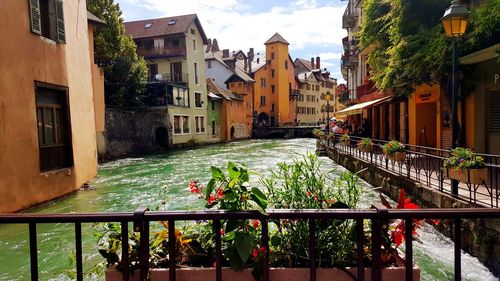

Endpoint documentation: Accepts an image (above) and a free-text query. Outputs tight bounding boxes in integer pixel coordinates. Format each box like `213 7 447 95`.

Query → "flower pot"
387 152 406 162
341 140 350 146
445 167 488 185
359 144 373 153
106 266 421 281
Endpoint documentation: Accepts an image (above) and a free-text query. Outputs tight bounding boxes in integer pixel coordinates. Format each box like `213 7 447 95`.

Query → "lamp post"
325 91 332 133
441 0 470 196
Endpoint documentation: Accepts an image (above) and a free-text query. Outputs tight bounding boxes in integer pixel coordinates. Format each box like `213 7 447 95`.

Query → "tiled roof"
87 11 105 25
124 14 208 43
207 79 241 101
250 52 267 73
264 32 289 45
296 58 313 72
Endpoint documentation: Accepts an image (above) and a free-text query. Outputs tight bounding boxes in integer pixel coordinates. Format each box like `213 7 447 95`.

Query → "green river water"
0 139 496 280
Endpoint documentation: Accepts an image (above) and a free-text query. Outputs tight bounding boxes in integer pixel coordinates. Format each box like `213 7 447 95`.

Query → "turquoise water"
0 139 496 280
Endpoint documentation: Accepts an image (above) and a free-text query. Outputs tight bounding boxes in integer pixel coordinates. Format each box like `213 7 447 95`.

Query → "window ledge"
40 167 72 177
39 36 58 45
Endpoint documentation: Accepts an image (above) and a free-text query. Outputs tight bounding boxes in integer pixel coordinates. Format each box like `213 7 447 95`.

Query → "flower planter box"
106 266 420 281
341 140 350 146
445 167 488 185
387 152 406 162
358 144 373 153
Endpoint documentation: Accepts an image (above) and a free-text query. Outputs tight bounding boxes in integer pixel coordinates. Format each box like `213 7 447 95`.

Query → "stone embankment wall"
317 142 500 277
99 107 171 161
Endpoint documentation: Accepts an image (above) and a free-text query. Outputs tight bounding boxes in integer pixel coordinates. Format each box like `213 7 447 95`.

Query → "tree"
87 0 148 106
359 0 499 96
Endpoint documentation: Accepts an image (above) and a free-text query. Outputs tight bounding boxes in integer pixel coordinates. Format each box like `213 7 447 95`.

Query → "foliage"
357 138 373 150
340 133 350 144
87 0 148 107
359 0 500 96
443 147 485 170
383 140 405 155
312 129 325 138
261 153 363 268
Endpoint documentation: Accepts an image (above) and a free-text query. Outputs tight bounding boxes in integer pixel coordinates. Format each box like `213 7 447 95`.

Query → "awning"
208 92 222 100
336 96 391 116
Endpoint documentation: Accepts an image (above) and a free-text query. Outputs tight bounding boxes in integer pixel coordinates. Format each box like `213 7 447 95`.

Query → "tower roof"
264 32 289 45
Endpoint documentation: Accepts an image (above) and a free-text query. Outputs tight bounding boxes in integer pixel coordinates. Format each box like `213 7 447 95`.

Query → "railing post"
405 218 413 281
75 222 83 281
370 204 388 281
134 207 150 281
168 219 176 281
261 219 270 281
121 221 130 281
29 222 38 281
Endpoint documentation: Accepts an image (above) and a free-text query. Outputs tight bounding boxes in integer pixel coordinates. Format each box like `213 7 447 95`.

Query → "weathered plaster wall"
317 142 500 276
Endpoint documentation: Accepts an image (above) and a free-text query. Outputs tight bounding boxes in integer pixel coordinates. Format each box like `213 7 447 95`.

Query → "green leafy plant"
312 129 325 138
443 147 485 170
357 138 373 150
261 152 363 268
340 134 350 144
383 140 405 155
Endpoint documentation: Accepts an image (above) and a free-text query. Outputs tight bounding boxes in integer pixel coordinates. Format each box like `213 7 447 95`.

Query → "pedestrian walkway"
322 140 499 208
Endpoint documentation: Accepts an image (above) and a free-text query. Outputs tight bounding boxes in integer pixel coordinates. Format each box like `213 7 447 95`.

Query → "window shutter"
55 0 65 43
29 0 42 35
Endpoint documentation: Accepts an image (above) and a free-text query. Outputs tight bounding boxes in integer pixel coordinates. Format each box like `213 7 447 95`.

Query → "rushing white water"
0 139 496 280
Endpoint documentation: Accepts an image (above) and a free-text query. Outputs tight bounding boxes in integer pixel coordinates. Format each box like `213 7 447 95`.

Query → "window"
168 19 177 25
191 28 196 35
35 83 72 172
316 85 320 91
148 64 158 81
144 23 152 29
211 100 215 111
271 85 275 94
271 70 275 78
173 86 189 107
271 52 275 60
260 78 266 88
174 115 190 134
212 120 216 136
260 96 266 106
195 92 202 108
285 60 288 69
271 103 275 112
194 62 199 84
30 0 65 43
207 61 212 69
195 116 205 133
193 39 197 51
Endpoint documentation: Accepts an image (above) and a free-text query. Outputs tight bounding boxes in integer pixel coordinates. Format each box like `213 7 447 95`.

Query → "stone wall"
317 142 500 277
100 107 171 161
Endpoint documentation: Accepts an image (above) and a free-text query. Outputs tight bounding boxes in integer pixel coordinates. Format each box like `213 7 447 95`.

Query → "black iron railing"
321 135 500 208
1 208 499 281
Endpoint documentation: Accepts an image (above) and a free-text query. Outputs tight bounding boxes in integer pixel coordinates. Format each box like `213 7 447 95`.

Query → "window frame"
173 114 190 135
194 91 203 108
195 115 206 134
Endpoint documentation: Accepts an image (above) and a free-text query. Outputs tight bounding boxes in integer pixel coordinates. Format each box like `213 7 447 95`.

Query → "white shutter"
55 0 65 43
29 0 42 35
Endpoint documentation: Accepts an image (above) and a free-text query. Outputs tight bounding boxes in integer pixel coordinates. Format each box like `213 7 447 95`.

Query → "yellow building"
253 33 299 126
125 14 209 146
0 0 105 212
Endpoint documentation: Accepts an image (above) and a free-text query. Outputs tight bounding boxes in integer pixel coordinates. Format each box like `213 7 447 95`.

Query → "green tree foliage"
87 0 148 106
359 0 500 96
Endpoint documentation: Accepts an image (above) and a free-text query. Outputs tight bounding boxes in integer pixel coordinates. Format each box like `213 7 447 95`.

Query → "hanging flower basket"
357 138 373 153
388 152 406 162
443 148 487 184
383 141 406 162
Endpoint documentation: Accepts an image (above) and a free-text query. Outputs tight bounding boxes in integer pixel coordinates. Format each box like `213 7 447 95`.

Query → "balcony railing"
137 46 187 59
321 135 500 208
289 89 300 97
356 80 376 99
150 72 189 84
1 208 498 281
342 1 358 29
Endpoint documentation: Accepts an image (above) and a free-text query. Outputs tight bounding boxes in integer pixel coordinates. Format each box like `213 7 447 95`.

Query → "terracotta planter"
106 266 420 281
358 144 373 153
387 152 406 162
445 167 488 185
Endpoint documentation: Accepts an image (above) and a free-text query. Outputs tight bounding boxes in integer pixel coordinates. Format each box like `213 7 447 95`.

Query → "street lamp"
325 91 332 133
442 0 470 196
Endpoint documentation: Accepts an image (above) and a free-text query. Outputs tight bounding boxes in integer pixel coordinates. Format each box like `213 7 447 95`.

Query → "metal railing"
1 207 498 281
137 46 187 59
321 134 500 208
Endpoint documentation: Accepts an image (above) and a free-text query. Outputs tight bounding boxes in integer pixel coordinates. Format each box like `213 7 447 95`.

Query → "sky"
115 0 348 83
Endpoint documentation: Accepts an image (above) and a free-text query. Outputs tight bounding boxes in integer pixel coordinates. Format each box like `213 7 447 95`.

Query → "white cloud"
133 0 347 53
315 52 342 60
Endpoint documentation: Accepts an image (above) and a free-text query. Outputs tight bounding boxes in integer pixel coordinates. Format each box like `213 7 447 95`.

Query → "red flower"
259 246 266 253
252 249 259 258
252 219 260 229
208 195 215 204
241 194 247 202
220 228 225 236
306 191 312 196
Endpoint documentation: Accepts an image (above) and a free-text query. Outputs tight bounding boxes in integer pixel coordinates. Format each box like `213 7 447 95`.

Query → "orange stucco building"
0 0 104 212
253 33 299 126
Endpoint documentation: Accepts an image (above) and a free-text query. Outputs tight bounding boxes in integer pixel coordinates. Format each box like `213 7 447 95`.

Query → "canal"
0 139 496 280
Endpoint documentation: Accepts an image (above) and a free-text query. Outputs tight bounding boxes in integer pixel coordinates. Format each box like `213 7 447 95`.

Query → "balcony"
150 72 189 84
342 1 358 29
289 89 300 97
356 80 376 99
137 46 187 59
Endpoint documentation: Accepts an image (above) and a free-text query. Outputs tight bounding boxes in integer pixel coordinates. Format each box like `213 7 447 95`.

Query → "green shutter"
55 0 65 43
29 0 41 35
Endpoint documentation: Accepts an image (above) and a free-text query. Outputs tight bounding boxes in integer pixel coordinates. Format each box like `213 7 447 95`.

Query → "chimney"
311 57 315 70
244 57 248 72
316 56 320 70
212 39 220 52
247 48 254 73
222 49 229 58
206 38 212 53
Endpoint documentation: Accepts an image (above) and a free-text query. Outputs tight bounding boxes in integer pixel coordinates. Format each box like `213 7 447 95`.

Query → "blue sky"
115 0 348 83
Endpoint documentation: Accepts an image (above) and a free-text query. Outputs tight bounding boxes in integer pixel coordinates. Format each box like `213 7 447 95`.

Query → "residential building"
206 79 249 141
124 14 209 146
252 33 299 127
206 79 223 143
0 0 105 212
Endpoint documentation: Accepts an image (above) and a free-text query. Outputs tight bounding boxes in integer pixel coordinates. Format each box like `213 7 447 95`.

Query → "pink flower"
252 249 259 258
220 228 225 236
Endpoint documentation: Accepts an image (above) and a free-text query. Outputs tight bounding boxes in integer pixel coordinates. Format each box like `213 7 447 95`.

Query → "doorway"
416 103 437 147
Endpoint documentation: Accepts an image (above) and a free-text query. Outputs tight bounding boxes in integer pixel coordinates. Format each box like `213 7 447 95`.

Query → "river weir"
0 139 496 280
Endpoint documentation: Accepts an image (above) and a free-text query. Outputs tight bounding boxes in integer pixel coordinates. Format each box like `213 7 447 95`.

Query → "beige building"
125 14 209 146
0 0 105 212
296 71 321 123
